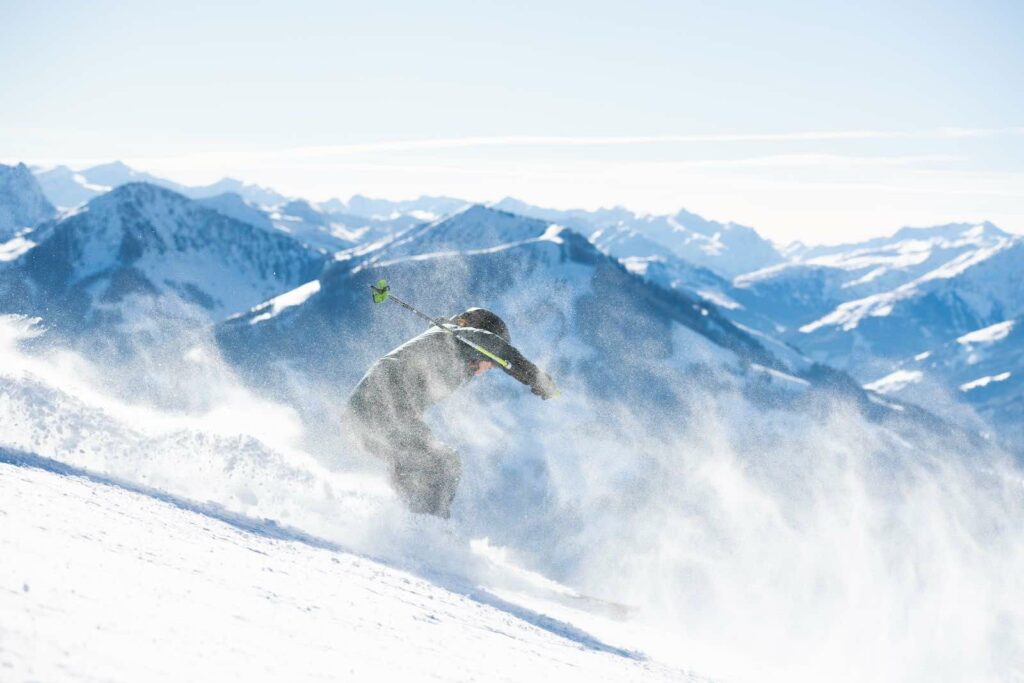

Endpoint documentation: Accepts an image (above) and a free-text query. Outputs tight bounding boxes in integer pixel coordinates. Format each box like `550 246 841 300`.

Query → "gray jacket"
347 324 547 432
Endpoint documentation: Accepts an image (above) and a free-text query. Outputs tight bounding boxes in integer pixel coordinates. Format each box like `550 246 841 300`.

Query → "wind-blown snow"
1 462 686 683
5 309 1021 682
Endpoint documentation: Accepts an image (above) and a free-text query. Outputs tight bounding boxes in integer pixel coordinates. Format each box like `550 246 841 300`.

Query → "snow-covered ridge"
496 198 785 277
370 204 555 261
31 162 468 234
0 183 327 326
34 161 292 210
799 235 1020 334
13 158 1024 450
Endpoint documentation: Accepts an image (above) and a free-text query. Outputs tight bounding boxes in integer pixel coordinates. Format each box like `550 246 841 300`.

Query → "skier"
346 307 558 518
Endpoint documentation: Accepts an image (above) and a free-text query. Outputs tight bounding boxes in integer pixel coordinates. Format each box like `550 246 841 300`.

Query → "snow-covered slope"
2 457 688 683
0 314 696 680
0 163 56 240
367 204 557 260
866 317 1024 447
795 235 1024 377
5 263 1022 683
0 183 326 330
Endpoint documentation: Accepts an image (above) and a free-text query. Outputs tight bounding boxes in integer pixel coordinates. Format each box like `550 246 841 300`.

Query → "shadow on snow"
0 446 642 661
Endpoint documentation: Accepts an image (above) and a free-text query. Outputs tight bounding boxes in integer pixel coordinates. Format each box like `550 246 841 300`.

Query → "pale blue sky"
2 0 1022 242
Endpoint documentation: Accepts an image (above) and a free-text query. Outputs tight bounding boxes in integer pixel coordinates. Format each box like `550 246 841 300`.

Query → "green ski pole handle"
369 279 513 370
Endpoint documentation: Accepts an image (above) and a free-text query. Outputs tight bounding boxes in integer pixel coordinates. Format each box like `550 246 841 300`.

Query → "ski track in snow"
0 450 697 683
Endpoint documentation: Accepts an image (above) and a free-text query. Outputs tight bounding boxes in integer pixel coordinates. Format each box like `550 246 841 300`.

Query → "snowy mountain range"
218 203 955 461
197 194 421 253
3 159 1023 681
733 222 1016 337
795 232 1022 369
219 203 786 388
32 161 465 223
751 226 1024 443
34 161 291 210
5 159 1023 452
0 182 326 332
493 197 786 277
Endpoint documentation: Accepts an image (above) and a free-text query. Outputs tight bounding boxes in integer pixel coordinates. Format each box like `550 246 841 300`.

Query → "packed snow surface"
0 460 688 683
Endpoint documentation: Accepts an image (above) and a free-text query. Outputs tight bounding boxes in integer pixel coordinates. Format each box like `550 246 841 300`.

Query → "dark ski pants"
348 413 461 518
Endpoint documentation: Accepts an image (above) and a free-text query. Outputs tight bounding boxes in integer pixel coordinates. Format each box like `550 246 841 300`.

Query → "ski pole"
369 279 512 370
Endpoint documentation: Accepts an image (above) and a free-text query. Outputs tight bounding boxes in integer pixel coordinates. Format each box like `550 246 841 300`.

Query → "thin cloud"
278 128 1016 158
632 153 963 169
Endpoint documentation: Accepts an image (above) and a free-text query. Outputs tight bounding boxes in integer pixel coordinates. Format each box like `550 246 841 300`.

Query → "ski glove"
530 371 559 400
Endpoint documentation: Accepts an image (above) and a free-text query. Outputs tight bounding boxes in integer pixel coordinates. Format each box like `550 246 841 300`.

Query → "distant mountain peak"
374 204 553 260
90 160 132 172
278 199 327 225
0 162 58 238
91 180 181 206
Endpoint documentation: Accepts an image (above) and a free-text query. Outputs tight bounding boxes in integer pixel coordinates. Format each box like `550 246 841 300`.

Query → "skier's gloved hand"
530 372 559 400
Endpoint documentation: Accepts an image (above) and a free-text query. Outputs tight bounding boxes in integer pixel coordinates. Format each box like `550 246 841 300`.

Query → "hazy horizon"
12 154 1023 248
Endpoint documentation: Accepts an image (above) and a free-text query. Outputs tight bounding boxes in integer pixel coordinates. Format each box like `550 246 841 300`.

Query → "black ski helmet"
454 307 510 343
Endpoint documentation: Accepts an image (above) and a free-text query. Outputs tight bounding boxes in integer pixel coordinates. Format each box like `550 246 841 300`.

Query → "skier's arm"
459 329 558 399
